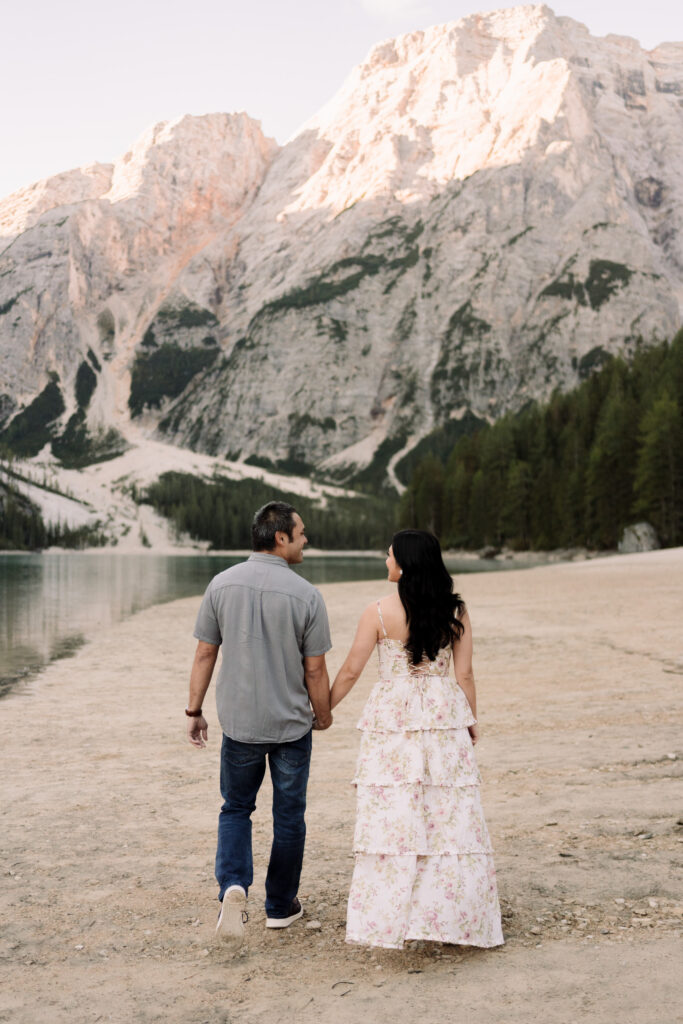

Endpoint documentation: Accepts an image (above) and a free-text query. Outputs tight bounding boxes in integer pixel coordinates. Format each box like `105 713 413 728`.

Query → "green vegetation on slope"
75 361 97 409
156 304 219 329
394 411 485 486
0 378 65 457
51 417 127 469
128 342 219 417
0 472 107 550
540 259 634 310
142 473 396 550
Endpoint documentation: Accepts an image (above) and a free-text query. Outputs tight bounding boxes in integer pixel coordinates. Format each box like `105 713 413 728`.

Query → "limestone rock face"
0 114 277 442
1 6 682 478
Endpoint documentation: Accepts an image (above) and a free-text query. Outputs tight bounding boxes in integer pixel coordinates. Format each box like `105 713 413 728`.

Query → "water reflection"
0 551 508 696
0 552 389 694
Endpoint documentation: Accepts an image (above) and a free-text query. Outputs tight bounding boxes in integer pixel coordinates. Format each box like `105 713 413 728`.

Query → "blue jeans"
216 729 312 917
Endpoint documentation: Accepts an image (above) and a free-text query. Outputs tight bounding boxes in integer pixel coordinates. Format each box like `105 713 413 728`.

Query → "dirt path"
1 550 682 1023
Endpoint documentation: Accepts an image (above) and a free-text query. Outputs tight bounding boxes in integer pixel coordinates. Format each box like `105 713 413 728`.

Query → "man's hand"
312 713 333 731
186 641 218 749
187 714 209 748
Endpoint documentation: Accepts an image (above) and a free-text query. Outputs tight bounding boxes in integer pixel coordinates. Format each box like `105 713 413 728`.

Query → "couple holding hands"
186 501 503 952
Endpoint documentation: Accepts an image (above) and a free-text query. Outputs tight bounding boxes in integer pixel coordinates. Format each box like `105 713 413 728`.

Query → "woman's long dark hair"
392 529 465 665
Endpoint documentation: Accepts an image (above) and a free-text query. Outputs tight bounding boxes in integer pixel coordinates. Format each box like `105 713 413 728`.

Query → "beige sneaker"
215 886 248 949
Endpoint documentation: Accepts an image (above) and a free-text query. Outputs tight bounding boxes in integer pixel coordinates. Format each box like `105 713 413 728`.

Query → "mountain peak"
1 5 682 487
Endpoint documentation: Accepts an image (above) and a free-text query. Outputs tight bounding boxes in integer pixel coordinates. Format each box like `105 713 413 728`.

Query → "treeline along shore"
1 333 682 552
397 333 683 551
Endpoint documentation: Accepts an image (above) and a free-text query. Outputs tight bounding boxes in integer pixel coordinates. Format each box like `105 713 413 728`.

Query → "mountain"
1 4 682 489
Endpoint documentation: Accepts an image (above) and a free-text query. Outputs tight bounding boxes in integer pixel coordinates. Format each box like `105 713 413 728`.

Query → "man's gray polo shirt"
193 553 332 743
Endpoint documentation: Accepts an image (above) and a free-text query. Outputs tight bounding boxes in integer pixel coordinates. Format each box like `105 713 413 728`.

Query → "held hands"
312 713 333 731
187 714 208 748
468 723 480 746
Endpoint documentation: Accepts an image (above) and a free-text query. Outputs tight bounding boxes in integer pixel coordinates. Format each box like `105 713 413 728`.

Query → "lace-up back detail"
356 603 473 733
376 600 451 675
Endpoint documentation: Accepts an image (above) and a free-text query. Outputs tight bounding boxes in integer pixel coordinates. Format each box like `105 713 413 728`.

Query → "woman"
330 529 504 950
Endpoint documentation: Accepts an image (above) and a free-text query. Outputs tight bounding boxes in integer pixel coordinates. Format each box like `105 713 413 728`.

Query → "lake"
0 551 510 696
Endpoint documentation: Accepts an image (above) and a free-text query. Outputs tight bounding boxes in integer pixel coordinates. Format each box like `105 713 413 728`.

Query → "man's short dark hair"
252 501 298 551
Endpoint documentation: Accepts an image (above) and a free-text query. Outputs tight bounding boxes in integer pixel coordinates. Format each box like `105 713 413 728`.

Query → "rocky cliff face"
0 114 277 462
1 5 682 481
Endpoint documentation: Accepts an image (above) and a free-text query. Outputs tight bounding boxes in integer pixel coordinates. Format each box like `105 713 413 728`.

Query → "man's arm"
186 640 219 747
303 654 333 730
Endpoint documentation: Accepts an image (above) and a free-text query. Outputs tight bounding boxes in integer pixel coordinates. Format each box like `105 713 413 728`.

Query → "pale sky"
1 0 680 200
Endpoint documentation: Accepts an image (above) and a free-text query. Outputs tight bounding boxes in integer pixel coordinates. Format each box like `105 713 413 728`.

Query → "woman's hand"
468 723 480 746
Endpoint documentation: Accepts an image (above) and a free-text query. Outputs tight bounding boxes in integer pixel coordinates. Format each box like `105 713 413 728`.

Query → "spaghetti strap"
376 601 388 638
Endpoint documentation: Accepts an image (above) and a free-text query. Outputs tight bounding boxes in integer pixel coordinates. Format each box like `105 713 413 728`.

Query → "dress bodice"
376 637 452 679
356 634 475 734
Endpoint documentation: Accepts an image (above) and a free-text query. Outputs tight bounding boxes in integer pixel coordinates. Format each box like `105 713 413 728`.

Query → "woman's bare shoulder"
376 593 404 616
359 599 387 625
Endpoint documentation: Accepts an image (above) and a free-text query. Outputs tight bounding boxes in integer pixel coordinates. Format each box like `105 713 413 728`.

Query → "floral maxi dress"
346 604 504 949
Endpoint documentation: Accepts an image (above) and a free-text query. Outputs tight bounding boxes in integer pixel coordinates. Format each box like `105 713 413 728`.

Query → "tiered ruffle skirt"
346 669 504 949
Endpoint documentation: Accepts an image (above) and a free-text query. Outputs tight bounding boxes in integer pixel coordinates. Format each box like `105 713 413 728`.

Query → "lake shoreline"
1 544 666 698
2 548 682 1022
0 541 641 565
0 552 393 698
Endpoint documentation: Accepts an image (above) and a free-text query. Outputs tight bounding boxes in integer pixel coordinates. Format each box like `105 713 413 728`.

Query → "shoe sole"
215 891 246 949
265 906 304 929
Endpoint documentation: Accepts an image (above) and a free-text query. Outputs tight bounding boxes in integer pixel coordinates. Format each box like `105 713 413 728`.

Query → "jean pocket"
223 738 264 768
226 749 262 768
279 748 309 770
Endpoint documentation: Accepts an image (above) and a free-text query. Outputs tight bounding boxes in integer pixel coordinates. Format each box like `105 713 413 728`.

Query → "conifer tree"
584 375 639 547
443 459 472 546
501 460 532 548
409 455 445 537
467 470 489 547
633 394 683 545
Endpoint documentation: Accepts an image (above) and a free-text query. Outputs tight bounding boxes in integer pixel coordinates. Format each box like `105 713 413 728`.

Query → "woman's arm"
452 609 479 743
330 604 379 709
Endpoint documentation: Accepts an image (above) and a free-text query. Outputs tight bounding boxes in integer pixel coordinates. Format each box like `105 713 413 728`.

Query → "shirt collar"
249 552 291 568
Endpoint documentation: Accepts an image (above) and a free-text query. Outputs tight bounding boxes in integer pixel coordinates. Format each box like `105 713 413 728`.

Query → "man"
185 501 333 950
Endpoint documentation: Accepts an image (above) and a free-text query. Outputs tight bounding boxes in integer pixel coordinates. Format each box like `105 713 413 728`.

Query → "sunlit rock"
1 6 682 482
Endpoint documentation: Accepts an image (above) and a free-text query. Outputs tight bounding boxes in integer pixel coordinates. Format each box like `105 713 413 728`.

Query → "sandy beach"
1 548 682 1024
